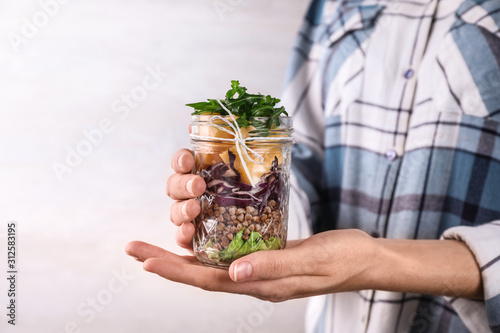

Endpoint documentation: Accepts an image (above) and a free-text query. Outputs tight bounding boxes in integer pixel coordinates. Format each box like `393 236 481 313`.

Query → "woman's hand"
126 228 483 301
126 150 483 302
165 149 205 253
125 229 377 302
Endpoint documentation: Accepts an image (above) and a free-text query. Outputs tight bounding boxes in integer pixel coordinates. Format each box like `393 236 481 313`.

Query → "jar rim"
191 114 293 131
190 113 294 143
191 114 293 120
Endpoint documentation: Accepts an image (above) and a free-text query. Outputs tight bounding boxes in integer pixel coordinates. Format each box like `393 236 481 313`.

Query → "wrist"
364 238 409 292
333 230 384 292
350 236 399 292
366 237 483 298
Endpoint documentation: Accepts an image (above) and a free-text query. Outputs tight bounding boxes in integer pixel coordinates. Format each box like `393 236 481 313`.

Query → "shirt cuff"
441 222 500 332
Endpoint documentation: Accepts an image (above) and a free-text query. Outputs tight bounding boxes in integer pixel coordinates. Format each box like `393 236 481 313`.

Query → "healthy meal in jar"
188 80 294 268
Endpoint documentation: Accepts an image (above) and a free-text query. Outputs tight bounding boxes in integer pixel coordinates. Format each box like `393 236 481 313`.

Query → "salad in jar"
188 81 293 268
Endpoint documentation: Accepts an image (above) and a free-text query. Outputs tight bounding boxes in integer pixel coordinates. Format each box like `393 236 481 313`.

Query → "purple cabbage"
198 150 284 211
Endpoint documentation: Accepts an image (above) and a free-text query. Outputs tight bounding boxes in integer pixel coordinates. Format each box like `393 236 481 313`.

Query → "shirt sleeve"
438 2 500 330
441 222 500 332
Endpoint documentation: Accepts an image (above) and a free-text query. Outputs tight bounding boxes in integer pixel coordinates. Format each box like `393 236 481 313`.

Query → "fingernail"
181 202 188 218
234 262 253 282
186 178 195 196
126 251 143 262
177 154 184 169
179 223 186 237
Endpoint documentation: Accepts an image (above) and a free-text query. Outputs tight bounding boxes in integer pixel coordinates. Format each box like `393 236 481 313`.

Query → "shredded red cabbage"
199 150 283 213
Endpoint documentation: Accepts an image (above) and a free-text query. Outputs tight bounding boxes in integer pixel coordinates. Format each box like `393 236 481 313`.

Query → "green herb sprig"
186 80 288 135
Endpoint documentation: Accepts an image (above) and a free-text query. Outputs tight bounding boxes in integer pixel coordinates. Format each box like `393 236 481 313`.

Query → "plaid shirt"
284 0 500 332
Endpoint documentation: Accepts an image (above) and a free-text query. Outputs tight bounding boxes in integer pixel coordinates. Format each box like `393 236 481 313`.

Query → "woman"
127 0 500 331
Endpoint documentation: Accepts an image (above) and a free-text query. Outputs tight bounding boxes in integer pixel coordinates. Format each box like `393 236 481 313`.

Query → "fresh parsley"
186 80 288 135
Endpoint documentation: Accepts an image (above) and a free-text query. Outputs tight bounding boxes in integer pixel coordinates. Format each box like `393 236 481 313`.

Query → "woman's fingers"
142 255 264 296
125 241 173 262
142 254 325 302
167 149 206 200
143 257 232 290
170 199 200 226
167 149 205 200
171 149 195 173
175 222 195 252
126 240 333 302
228 246 314 283
166 173 206 200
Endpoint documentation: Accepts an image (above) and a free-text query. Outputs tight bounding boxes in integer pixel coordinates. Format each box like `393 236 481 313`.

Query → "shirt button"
404 69 414 79
385 150 397 161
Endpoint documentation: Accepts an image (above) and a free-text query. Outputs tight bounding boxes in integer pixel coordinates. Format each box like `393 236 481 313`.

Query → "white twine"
190 100 293 187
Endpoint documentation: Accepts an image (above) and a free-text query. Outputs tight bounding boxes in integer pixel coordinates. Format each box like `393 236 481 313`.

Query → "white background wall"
0 0 311 332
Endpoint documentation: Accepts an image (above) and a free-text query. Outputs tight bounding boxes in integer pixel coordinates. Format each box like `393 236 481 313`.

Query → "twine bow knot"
190 100 293 187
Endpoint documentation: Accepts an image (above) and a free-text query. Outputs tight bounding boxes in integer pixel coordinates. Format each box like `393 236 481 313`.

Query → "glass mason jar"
190 115 294 268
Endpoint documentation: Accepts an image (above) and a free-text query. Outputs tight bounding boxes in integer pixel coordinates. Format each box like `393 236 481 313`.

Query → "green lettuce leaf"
219 229 245 260
214 228 282 262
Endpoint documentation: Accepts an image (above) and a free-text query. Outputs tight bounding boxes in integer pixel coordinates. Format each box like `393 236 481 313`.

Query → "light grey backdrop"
0 0 311 332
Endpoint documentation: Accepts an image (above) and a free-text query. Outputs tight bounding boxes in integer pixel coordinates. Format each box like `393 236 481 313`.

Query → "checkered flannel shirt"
284 0 500 332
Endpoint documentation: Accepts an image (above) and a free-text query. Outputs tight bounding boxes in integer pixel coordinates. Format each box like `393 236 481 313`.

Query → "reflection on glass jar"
190 115 293 269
